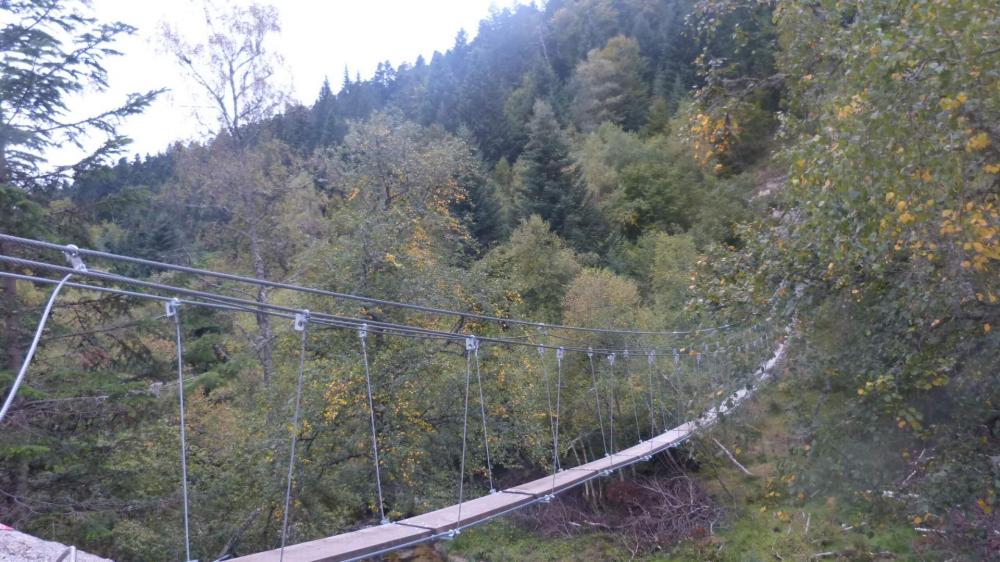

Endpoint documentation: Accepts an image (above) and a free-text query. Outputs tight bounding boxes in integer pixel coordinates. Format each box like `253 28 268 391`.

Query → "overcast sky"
54 0 522 166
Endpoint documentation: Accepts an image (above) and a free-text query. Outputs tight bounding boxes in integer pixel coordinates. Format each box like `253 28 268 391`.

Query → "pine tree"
1 0 160 372
519 100 606 250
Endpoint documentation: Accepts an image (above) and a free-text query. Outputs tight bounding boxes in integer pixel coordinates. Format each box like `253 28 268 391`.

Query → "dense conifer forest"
1 1 998 560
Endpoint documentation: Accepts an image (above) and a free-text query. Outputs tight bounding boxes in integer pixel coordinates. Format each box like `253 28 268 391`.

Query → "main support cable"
0 234 744 337
0 273 72 424
166 299 193 562
358 324 388 525
280 311 311 562
0 246 85 423
0 260 754 358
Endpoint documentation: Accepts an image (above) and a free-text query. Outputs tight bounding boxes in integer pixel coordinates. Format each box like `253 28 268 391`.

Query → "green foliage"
571 35 650 132
692 0 1000 547
519 100 608 251
0 0 160 187
480 215 581 323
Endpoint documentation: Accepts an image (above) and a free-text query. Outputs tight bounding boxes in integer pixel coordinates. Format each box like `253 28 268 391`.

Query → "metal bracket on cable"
540 493 554 504
587 346 593 359
607 353 615 366
358 322 368 340
165 298 180 317
598 469 612 478
556 347 565 361
647 350 655 366
537 345 545 357
294 310 310 332
465 335 478 352
442 529 460 541
63 244 87 272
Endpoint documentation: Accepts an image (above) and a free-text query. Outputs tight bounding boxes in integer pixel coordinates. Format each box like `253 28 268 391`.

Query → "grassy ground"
444 385 926 561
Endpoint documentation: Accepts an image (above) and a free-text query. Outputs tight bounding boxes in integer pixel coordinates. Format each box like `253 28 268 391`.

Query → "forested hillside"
1 0 998 560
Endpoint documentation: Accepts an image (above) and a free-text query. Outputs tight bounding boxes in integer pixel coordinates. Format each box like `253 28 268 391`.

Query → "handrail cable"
0 265 770 357
0 234 744 337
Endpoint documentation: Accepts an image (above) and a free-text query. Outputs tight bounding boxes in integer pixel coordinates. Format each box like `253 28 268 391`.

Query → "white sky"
54 0 523 166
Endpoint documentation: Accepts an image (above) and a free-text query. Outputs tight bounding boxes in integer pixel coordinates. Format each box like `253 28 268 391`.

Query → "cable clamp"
556 347 565 361
465 335 478 351
63 244 87 272
358 322 368 340
165 298 180 317
537 345 545 357
294 310 310 332
607 353 615 366
442 529 460 541
647 351 655 365
622 350 629 360
540 494 554 504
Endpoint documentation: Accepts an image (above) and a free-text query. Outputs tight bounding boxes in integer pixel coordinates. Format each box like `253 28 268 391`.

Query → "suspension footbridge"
0 233 781 562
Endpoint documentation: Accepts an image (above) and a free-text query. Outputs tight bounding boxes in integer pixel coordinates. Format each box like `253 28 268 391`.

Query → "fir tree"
519 100 606 251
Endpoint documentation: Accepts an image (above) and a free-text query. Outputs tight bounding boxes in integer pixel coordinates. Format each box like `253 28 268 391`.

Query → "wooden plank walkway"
232 344 784 562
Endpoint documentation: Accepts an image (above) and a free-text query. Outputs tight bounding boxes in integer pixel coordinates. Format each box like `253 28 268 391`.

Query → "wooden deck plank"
505 466 596 497
230 342 785 562
230 523 431 562
396 491 534 534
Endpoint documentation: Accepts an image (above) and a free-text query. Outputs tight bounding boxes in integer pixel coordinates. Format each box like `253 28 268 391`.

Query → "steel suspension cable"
280 312 311 561
551 347 564 494
471 339 495 493
646 353 666 435
538 346 559 474
646 351 658 452
454 338 475 535
166 299 193 562
0 258 753 358
0 273 73 424
587 349 608 458
606 353 617 461
623 353 642 443
0 234 744 337
358 324 388 524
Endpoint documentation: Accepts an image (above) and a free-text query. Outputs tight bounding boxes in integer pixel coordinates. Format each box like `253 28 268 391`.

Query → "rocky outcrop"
0 527 112 562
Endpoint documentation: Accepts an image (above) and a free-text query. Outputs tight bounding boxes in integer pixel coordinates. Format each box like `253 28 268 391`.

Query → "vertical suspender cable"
167 299 192 562
606 353 616 460
646 351 657 438
623 352 642 443
358 324 388 524
471 340 495 493
538 346 558 474
587 349 608 457
454 337 475 534
0 273 72 423
551 347 564 494
280 311 310 561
